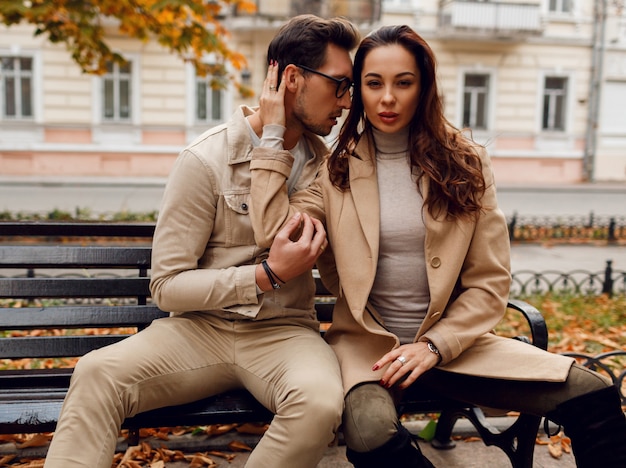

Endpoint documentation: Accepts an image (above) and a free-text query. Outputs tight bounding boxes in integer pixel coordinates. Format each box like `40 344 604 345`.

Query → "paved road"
495 183 626 217
2 176 625 218
1 176 166 216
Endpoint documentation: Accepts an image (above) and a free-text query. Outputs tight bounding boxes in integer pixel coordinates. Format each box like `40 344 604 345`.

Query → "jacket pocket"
222 190 254 246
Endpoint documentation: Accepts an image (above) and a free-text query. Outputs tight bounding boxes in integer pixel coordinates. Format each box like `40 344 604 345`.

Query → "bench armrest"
506 299 548 351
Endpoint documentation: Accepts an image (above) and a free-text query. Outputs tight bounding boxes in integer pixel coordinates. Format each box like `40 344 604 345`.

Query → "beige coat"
250 134 574 393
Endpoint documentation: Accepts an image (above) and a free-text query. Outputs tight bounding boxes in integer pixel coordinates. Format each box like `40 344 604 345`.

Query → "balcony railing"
440 0 543 36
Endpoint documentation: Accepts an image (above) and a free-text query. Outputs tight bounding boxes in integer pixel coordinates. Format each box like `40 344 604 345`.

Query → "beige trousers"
44 312 343 468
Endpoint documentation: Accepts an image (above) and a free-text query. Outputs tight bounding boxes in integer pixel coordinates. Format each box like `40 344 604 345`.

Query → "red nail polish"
379 379 385 386
372 364 379 371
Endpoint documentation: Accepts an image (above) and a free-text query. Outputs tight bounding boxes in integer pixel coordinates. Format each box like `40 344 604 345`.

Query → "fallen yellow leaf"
548 442 563 459
228 439 253 452
0 454 16 465
205 423 238 436
16 433 51 449
237 422 269 435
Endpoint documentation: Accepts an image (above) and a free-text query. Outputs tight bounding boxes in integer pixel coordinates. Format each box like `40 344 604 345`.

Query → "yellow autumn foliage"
0 0 254 94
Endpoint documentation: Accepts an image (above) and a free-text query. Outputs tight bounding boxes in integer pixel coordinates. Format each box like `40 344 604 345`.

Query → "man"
44 15 359 468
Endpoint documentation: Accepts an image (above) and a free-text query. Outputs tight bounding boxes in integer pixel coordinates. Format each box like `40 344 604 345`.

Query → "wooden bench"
0 221 553 468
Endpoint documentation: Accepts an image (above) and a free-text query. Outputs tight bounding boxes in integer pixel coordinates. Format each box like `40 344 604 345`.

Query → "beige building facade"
1 0 625 183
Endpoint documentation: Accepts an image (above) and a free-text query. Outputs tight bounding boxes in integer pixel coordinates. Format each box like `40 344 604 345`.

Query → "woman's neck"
371 126 409 158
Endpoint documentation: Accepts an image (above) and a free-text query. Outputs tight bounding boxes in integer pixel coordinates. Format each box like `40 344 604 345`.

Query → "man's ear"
282 64 300 93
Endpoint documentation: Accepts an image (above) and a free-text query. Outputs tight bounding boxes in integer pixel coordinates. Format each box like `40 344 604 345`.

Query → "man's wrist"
261 259 283 289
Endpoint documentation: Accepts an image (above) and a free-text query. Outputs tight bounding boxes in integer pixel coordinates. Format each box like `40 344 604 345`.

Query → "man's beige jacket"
150 106 328 323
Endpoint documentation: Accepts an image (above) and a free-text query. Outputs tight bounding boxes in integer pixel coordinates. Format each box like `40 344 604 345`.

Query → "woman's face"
360 44 420 133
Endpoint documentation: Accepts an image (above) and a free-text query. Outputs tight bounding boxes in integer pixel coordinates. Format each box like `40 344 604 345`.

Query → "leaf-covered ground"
498 294 626 356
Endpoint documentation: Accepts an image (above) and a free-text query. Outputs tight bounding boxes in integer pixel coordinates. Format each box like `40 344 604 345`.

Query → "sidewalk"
150 418 577 467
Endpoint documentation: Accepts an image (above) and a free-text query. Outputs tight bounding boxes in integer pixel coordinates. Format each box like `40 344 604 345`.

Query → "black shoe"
546 385 626 468
346 424 436 468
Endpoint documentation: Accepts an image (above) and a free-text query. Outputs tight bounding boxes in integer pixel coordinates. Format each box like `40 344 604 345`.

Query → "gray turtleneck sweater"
369 127 430 344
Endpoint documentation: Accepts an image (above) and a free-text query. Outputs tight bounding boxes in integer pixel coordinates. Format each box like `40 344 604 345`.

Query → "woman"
250 25 626 467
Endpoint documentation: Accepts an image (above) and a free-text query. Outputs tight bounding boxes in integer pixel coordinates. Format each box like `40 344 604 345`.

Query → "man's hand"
256 212 328 291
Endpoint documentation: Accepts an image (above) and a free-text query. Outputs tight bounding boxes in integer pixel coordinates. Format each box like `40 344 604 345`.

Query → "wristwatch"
426 341 441 363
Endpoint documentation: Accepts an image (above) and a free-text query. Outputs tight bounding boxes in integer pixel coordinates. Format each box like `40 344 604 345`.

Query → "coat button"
430 257 441 268
241 203 248 211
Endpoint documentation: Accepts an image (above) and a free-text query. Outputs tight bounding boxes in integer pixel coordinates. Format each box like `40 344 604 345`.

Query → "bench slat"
0 335 130 359
0 401 64 433
0 277 150 299
0 371 71 401
314 302 333 323
0 391 272 434
0 305 166 330
0 246 151 268
0 222 155 238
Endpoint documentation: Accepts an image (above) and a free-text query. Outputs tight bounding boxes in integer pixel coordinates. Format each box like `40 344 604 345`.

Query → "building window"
462 73 489 130
548 0 573 14
542 76 568 131
1 56 33 119
103 61 132 121
196 76 224 123
383 0 414 11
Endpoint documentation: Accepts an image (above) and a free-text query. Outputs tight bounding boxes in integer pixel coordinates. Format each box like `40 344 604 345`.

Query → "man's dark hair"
267 14 360 82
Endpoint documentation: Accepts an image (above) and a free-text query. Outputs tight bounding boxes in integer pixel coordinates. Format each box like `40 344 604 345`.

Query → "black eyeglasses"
296 64 353 99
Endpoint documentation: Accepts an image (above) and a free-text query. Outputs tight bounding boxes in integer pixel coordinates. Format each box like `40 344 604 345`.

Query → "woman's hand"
373 341 440 390
259 60 287 128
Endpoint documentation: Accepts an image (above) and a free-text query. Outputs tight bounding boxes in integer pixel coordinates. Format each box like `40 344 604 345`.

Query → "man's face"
291 44 353 137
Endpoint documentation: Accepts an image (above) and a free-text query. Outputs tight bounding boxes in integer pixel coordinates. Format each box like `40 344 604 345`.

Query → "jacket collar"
225 105 256 166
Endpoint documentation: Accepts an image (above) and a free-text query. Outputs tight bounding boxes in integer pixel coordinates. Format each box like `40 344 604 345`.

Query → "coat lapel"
332 139 380 316
349 138 380 262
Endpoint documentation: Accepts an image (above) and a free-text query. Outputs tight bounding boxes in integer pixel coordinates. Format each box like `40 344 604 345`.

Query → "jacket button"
241 203 248 211
431 257 441 268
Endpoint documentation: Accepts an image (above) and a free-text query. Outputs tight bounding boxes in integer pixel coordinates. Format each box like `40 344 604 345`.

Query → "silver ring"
396 355 407 366
269 86 276 91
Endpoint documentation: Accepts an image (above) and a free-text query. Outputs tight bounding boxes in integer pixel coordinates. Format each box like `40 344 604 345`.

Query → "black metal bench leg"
431 407 540 468
430 409 459 450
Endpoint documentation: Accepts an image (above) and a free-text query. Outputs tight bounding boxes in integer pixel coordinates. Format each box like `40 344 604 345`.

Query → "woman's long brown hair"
328 25 485 220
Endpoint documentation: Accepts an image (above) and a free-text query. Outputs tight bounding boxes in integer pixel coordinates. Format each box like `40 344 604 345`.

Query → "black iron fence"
511 260 625 297
508 213 626 242
2 261 625 298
